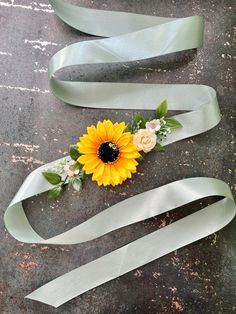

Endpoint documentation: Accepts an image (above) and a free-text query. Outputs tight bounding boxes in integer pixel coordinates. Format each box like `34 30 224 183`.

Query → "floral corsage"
42 100 182 199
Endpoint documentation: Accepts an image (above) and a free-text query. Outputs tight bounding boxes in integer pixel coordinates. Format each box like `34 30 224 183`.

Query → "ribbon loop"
4 174 236 306
48 1 219 146
26 195 235 308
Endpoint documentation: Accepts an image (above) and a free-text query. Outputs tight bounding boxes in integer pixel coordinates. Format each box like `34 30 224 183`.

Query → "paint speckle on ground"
19 261 38 272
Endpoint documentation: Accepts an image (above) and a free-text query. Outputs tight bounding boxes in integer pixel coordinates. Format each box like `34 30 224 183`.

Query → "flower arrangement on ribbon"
42 100 182 199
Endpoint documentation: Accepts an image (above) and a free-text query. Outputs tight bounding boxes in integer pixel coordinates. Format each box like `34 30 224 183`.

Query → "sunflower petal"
87 125 102 143
97 179 103 186
97 121 107 141
82 157 101 171
112 122 126 142
110 165 121 185
117 132 132 147
104 120 114 140
119 177 124 184
114 162 129 179
83 167 94 174
92 162 105 181
78 143 97 154
127 170 132 178
120 143 137 153
80 135 99 148
120 151 140 159
103 165 111 186
117 158 138 171
78 154 98 164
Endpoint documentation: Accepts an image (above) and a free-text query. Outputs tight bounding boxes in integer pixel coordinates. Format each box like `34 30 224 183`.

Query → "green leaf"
137 155 144 161
73 162 82 171
156 100 168 118
48 185 63 200
165 117 182 129
69 145 80 161
130 114 147 133
133 114 147 129
71 177 82 192
125 124 132 132
78 170 85 179
137 151 146 161
42 172 62 185
153 142 165 152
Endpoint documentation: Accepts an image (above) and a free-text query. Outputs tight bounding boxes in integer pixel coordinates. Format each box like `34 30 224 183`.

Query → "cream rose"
133 129 157 153
145 119 161 133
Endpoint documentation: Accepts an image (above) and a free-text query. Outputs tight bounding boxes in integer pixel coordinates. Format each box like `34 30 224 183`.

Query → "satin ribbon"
4 0 235 308
48 0 220 146
4 175 236 307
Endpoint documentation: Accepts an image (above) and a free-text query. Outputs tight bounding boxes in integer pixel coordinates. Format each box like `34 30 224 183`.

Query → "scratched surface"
0 0 235 313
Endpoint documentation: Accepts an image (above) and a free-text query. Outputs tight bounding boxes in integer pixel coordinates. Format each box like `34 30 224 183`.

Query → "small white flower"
64 160 80 177
160 117 166 125
133 129 157 153
145 119 161 133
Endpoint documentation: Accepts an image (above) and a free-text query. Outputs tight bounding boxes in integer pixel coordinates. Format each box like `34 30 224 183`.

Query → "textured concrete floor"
0 0 235 313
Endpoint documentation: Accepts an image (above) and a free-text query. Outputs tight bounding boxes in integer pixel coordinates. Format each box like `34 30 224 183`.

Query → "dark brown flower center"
98 141 120 163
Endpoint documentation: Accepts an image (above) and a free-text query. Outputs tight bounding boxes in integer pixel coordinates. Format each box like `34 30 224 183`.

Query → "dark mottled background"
0 0 235 313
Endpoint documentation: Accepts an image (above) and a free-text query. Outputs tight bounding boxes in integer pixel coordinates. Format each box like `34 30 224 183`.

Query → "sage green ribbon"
3 0 235 308
48 0 220 146
4 175 236 307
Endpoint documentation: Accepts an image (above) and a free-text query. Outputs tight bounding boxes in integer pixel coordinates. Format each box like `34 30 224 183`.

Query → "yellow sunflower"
77 120 140 186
